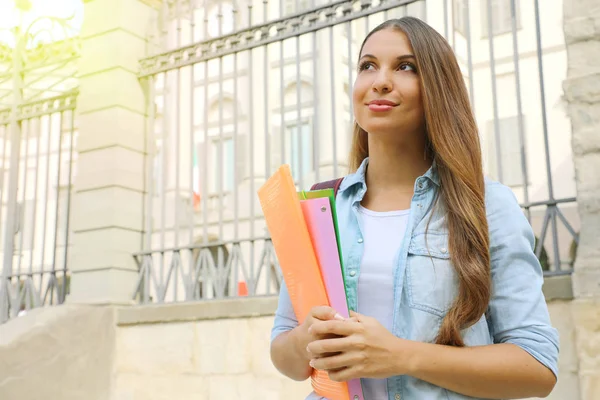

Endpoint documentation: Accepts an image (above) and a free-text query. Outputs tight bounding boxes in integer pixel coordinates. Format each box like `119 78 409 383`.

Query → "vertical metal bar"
188 0 196 300
248 0 256 294
280 28 286 168
296 28 302 188
144 76 156 251
173 2 183 302
233 6 239 242
37 114 53 302
60 109 75 303
0 125 9 262
218 0 225 244
443 0 449 39
202 4 209 247
160 70 169 301
313 24 320 182
28 118 42 283
49 112 65 305
464 1 475 113
533 0 554 200
550 207 561 272
451 0 457 49
486 0 503 183
329 25 338 178
15 119 31 283
509 0 530 220
264 1 270 182
346 20 353 126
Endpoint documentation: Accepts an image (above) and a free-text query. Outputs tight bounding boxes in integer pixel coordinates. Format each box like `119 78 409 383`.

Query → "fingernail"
306 346 310 353
334 313 345 321
309 360 314 368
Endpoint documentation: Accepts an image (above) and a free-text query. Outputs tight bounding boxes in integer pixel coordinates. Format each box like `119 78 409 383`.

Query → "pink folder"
300 197 364 400
258 165 350 400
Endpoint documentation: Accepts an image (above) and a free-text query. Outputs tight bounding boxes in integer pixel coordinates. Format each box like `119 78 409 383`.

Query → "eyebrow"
359 54 416 62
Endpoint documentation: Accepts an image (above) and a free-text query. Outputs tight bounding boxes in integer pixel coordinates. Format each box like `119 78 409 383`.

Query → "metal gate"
134 0 579 304
0 17 79 323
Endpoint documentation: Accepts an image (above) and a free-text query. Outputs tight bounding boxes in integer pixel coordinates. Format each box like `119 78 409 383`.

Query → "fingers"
349 310 363 321
328 366 359 382
309 351 363 372
310 306 345 322
309 319 361 337
307 337 351 357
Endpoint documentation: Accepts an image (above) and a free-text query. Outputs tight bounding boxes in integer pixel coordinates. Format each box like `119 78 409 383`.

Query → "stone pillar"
69 0 158 304
563 1 600 399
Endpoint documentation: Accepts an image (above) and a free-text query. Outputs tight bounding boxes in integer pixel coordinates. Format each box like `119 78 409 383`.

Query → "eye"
399 62 417 72
358 61 375 72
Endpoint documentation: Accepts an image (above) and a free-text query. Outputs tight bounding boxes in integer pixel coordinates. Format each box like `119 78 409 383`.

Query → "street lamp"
0 0 82 323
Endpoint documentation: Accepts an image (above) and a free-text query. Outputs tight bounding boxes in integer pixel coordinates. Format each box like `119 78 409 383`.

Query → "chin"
359 122 405 136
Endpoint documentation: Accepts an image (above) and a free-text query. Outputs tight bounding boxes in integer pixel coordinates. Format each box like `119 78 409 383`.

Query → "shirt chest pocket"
406 233 459 317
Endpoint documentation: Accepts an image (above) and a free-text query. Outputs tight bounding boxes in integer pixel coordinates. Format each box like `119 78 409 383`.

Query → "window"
206 2 235 38
14 199 36 252
487 116 525 187
481 0 520 37
283 0 312 15
453 0 468 36
285 122 313 182
211 138 235 192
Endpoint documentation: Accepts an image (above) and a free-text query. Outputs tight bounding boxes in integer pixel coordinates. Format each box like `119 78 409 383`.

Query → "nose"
372 69 392 93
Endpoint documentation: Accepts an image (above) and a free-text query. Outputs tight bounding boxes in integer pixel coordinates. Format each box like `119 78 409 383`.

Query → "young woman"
270 17 559 400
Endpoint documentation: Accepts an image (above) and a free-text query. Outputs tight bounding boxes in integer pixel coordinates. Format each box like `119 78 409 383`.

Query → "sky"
0 0 84 48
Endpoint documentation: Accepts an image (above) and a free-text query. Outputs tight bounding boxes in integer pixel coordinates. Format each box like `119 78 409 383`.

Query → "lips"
367 99 398 112
367 99 399 106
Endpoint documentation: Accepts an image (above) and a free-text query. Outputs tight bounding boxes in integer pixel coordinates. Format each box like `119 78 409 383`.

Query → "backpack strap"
310 178 344 197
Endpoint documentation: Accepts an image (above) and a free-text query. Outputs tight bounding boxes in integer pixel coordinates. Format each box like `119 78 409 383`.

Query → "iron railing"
0 92 77 322
133 0 578 304
0 10 79 323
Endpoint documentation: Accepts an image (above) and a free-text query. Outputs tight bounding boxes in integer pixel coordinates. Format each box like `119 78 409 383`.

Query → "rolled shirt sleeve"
271 280 300 343
485 180 560 378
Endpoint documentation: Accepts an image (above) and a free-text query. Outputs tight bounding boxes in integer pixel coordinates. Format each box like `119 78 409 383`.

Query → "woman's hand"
295 306 346 361
306 311 408 381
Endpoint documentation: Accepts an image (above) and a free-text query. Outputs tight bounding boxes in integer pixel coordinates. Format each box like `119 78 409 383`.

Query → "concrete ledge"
116 275 571 325
117 296 279 326
543 274 574 301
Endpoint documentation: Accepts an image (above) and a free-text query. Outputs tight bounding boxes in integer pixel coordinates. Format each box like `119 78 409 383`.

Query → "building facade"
0 0 598 399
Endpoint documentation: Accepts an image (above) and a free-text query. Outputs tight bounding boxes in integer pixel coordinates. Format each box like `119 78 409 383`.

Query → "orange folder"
258 165 350 400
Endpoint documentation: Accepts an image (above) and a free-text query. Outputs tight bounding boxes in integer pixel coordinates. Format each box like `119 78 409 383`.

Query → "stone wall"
0 292 587 400
563 1 600 399
0 305 115 400
113 297 579 400
113 298 310 400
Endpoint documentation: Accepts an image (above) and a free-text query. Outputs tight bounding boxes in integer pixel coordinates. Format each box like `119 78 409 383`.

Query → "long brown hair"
350 17 490 347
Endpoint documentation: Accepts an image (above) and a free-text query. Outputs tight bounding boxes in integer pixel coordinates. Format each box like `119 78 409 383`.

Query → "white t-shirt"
357 205 410 400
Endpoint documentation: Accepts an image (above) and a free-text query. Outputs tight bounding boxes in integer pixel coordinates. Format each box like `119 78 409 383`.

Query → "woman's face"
352 28 425 140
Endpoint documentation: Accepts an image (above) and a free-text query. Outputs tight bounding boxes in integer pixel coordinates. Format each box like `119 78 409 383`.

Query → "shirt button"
349 270 356 277
357 238 363 243
354 396 359 400
395 394 401 400
441 247 448 254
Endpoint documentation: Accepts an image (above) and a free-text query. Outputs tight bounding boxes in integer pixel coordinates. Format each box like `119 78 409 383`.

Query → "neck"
365 134 432 192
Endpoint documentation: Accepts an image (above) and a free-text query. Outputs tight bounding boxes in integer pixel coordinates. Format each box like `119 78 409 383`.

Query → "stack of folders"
258 165 364 400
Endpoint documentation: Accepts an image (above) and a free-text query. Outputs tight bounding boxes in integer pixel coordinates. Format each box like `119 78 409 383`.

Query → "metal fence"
134 0 579 304
0 20 79 323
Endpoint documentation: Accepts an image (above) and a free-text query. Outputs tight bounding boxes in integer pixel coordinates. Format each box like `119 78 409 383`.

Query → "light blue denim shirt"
271 158 559 400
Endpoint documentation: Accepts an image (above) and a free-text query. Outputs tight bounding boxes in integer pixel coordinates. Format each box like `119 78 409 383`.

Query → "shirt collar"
338 157 440 193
